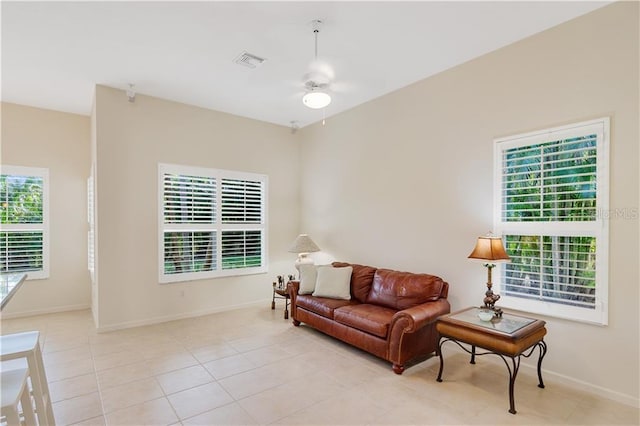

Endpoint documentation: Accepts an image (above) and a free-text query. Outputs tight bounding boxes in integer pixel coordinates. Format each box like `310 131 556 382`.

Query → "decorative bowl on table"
477 309 494 322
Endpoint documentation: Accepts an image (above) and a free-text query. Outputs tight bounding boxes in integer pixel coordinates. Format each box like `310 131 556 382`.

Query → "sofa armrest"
390 299 451 333
287 280 300 320
287 280 300 296
387 298 451 372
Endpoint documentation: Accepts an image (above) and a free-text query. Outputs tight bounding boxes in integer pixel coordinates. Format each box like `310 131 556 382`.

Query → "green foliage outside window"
1 175 43 224
501 134 598 309
503 135 597 222
0 174 45 273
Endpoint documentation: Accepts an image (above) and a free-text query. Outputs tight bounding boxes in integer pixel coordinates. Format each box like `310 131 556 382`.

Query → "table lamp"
468 235 510 317
288 234 320 275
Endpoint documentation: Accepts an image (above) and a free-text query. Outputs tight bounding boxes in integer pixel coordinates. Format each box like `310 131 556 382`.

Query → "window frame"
158 163 268 284
0 165 50 280
493 118 609 325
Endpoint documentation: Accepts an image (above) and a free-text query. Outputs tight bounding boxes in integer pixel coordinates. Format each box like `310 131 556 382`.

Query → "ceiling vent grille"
233 51 266 69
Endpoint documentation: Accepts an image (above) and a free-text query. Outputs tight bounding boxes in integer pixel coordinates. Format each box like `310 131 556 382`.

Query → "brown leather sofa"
288 262 450 374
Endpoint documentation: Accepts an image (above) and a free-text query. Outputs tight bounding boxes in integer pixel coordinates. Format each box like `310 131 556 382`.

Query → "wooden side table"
436 307 547 414
271 283 290 319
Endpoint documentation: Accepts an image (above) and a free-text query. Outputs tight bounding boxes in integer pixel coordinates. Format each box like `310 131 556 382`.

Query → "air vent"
233 51 266 69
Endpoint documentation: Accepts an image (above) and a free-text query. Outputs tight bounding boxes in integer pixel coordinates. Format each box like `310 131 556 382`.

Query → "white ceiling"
2 1 609 128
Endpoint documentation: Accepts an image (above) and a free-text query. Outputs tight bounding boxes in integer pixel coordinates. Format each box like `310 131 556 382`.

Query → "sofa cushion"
296 295 357 319
366 269 445 311
298 264 318 294
332 262 377 303
312 266 353 300
334 304 396 338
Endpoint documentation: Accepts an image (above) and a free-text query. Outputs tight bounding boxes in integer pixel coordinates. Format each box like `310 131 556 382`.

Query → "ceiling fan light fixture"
302 90 331 109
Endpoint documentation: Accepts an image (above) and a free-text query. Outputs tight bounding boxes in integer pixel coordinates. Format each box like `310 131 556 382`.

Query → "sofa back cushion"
332 262 377 303
366 269 445 310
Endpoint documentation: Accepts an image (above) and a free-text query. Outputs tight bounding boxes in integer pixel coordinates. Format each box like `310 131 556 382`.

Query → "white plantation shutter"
220 178 263 271
494 118 609 324
159 164 267 283
501 134 598 222
163 231 217 275
164 174 216 224
221 178 262 223
503 235 596 309
87 175 95 281
0 166 49 279
0 232 44 272
221 230 262 269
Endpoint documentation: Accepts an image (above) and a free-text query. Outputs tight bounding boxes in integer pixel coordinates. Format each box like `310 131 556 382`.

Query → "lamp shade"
288 234 320 254
468 236 510 263
302 91 331 109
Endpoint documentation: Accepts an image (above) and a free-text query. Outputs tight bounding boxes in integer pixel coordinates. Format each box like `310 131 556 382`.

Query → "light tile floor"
1 306 638 425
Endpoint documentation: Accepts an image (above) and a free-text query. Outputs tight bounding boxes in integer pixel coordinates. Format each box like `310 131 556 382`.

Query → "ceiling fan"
301 20 333 109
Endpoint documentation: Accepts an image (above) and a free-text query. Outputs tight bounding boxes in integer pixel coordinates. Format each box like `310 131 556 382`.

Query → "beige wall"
299 2 639 405
1 103 91 315
93 85 300 330
1 0 636 407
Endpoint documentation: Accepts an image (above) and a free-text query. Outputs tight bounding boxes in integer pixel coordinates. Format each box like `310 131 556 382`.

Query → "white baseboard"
525 363 639 408
0 303 91 319
443 344 639 408
95 299 268 333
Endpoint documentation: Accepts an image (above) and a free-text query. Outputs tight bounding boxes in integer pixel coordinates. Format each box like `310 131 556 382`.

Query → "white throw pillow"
298 264 318 294
312 266 353 300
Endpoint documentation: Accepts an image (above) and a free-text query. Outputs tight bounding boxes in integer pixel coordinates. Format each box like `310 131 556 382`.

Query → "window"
494 118 609 325
158 163 267 283
0 166 49 279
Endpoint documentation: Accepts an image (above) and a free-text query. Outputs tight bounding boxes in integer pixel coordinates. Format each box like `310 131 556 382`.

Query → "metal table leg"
271 287 276 310
436 338 547 415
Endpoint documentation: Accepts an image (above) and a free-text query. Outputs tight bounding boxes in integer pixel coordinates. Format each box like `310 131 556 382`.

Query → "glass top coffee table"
436 307 548 414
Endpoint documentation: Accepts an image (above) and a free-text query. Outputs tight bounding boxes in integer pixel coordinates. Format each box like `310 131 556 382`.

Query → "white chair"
1 331 55 425
1 366 38 426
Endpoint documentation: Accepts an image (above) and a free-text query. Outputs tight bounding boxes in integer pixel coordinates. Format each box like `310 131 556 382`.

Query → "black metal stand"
436 337 547 414
271 284 290 319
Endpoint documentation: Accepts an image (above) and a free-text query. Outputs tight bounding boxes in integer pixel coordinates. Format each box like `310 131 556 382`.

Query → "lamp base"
481 264 502 317
482 289 503 317
294 253 314 277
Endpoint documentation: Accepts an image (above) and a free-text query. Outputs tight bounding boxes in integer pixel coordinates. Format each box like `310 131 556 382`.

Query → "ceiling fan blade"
288 90 306 101
285 78 306 89
329 80 356 93
307 59 335 81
